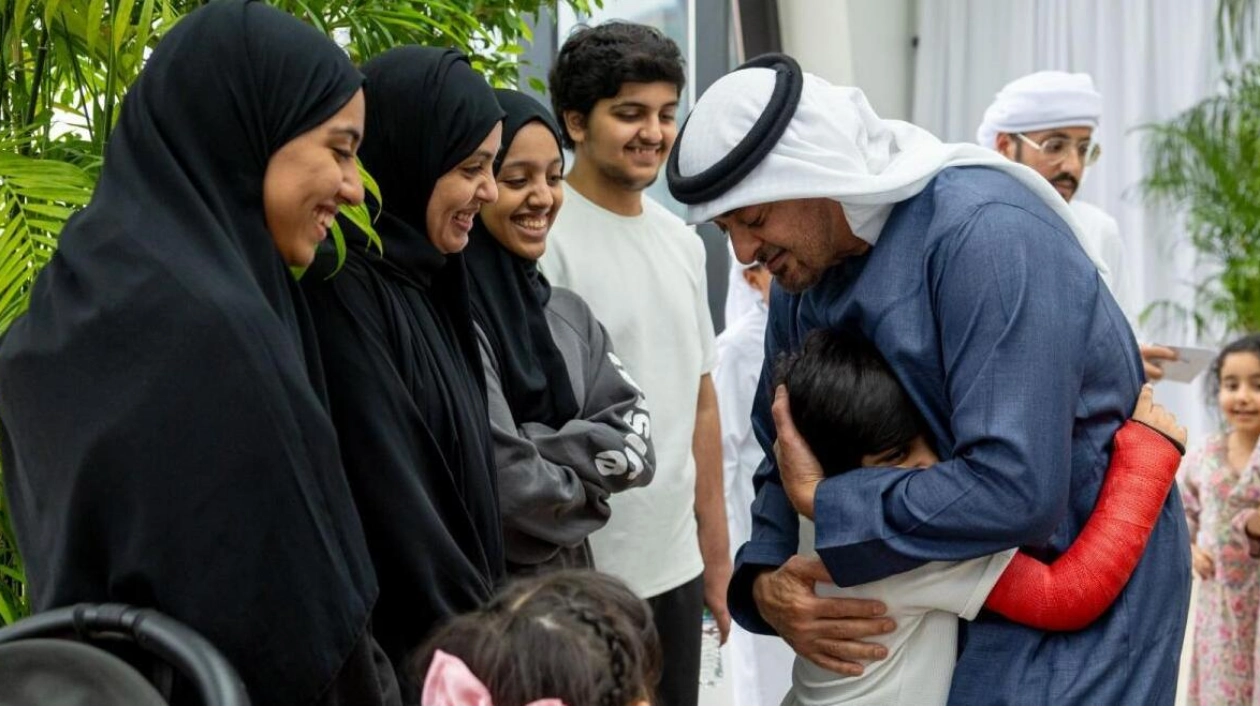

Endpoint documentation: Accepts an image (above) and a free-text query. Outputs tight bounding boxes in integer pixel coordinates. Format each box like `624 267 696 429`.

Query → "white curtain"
912 0 1224 443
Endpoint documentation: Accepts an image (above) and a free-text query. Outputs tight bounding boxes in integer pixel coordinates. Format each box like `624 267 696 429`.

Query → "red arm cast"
983 420 1182 631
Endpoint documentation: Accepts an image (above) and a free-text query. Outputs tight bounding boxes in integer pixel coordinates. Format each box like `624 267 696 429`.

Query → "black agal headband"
667 53 804 205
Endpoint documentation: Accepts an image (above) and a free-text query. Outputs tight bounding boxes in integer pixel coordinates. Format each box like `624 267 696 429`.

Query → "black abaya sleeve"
301 258 497 687
1 294 379 705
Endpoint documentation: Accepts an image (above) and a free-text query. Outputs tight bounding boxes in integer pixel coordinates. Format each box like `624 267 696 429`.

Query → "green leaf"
113 0 139 53
85 0 107 55
0 595 16 627
1138 61 1260 339
339 202 381 254
43 0 65 27
14 0 34 43
358 159 381 219
0 148 95 333
133 0 158 52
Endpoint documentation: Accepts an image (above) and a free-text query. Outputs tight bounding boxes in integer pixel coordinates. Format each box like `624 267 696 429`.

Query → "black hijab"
300 46 507 693
0 1 376 703
464 89 580 429
342 46 507 285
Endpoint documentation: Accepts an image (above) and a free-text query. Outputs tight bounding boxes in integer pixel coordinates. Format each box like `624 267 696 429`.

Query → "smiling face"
479 122 564 261
564 81 678 193
262 89 366 267
426 122 503 254
714 197 869 293
1219 351 1260 437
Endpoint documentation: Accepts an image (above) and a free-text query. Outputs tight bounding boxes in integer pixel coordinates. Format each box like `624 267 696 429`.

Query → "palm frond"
1139 62 1260 338
0 145 95 333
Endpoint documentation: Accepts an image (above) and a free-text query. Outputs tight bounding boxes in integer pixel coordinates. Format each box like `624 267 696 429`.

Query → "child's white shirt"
788 517 1016 706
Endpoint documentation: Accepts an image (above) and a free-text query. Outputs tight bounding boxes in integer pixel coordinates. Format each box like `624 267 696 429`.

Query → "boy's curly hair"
548 21 685 149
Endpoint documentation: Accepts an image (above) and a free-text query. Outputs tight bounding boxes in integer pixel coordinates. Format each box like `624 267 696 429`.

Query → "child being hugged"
775 328 1186 706
413 569 661 706
1180 333 1260 706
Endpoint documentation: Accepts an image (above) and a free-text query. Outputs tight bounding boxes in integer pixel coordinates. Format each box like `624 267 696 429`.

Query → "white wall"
777 0 856 85
847 0 916 120
777 0 916 120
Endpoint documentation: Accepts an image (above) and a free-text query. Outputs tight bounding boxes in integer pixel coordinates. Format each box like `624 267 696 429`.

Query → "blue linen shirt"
729 166 1191 704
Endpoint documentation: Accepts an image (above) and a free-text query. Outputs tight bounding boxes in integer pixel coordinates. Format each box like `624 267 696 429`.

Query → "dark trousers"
647 573 704 706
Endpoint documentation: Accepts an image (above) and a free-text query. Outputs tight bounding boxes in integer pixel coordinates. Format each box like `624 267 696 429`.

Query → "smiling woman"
426 125 502 254
478 119 565 260
462 88 656 578
0 1 388 702
263 92 366 266
298 45 509 701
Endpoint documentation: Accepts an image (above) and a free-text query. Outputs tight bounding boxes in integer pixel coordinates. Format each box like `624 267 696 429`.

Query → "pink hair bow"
422 650 565 706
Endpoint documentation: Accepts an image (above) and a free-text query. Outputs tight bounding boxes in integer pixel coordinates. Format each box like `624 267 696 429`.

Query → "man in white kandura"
976 70 1175 379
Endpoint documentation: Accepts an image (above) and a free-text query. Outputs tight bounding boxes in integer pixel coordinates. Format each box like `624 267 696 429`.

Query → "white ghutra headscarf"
976 71 1103 150
673 67 1109 279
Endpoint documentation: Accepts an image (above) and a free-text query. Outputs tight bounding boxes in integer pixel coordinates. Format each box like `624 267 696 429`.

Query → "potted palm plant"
1140 64 1260 336
1139 0 1260 337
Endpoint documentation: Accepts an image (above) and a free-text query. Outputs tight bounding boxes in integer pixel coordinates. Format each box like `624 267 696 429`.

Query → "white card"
1156 345 1218 383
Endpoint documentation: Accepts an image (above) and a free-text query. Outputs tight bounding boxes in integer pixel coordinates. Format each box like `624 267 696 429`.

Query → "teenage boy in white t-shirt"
540 21 729 705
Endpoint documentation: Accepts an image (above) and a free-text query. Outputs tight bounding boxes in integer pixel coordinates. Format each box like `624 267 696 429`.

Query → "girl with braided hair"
412 569 661 705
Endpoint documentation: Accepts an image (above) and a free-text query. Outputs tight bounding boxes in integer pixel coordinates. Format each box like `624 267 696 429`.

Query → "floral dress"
1179 433 1260 705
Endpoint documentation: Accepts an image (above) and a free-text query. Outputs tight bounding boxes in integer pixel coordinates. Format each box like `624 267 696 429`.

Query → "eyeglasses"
1015 133 1102 167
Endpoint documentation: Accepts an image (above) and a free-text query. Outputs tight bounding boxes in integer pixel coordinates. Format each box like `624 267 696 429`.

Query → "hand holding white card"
1156 345 1217 383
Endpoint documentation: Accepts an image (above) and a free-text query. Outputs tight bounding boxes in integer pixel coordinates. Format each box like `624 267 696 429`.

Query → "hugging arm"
985 416 1183 630
728 296 892 676
811 205 1129 587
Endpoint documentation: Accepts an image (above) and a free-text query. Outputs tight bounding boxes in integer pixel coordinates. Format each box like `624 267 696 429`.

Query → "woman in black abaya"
0 1 391 703
464 90 655 575
300 46 506 693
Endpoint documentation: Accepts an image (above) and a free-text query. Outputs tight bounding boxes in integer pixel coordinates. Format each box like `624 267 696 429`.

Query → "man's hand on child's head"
773 385 826 519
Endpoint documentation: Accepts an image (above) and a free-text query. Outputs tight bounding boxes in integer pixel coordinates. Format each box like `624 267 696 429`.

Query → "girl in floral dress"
1180 333 1260 705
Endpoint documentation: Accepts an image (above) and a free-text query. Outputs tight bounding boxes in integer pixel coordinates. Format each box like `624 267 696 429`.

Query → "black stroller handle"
0 603 250 706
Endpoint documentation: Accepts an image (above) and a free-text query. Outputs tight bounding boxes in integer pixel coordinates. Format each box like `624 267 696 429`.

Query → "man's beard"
1050 172 1079 200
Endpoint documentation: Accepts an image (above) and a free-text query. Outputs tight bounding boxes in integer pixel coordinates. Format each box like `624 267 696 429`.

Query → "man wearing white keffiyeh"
977 70 1176 380
668 55 1190 705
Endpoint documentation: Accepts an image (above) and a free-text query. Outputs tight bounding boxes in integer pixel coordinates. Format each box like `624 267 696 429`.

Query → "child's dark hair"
775 328 930 475
1208 333 1260 399
412 569 661 705
548 21 686 149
